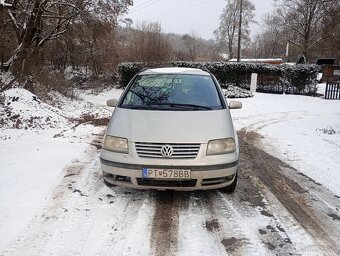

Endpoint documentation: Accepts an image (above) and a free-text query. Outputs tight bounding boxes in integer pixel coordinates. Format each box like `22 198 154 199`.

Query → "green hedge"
117 63 143 88
282 64 320 93
117 61 321 94
170 61 283 86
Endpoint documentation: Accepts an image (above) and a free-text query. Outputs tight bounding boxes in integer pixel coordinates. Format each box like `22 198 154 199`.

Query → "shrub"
117 61 320 95
282 64 320 94
223 85 253 98
117 63 144 87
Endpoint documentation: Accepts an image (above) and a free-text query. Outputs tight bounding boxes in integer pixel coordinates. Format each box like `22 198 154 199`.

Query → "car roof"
139 67 210 76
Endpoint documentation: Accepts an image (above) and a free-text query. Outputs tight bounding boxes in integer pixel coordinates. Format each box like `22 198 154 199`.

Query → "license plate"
142 168 191 180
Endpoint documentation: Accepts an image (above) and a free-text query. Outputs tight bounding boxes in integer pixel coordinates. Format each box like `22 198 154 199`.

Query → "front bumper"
100 157 238 191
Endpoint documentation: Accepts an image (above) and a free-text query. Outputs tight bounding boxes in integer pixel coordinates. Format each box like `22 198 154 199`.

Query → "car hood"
106 107 235 144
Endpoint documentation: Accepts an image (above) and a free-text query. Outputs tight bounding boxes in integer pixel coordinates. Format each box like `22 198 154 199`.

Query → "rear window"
120 74 223 111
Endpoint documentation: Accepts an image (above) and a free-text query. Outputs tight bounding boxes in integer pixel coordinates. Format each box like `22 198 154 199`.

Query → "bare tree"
181 32 199 61
214 0 255 59
164 32 219 61
1 0 133 74
252 14 286 58
316 2 340 60
274 0 340 60
127 22 173 63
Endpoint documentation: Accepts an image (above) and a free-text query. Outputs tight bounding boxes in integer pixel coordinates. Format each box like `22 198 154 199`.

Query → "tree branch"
6 9 21 41
37 13 77 47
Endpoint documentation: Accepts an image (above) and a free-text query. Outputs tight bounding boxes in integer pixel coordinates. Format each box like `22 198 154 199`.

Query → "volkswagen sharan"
100 67 242 193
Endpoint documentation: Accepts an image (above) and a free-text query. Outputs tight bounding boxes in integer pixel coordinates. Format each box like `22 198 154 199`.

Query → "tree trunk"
6 45 30 73
6 0 43 74
302 36 309 61
237 0 243 62
228 43 234 59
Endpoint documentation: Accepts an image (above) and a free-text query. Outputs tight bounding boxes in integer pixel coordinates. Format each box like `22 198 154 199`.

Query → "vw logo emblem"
161 145 173 157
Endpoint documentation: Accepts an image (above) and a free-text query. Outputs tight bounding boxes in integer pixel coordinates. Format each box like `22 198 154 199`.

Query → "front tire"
103 172 116 188
103 178 116 187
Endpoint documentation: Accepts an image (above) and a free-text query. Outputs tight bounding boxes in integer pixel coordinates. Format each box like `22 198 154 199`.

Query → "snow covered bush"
171 61 283 88
117 61 282 88
117 61 320 95
171 61 320 95
223 86 253 98
282 64 320 95
117 63 144 87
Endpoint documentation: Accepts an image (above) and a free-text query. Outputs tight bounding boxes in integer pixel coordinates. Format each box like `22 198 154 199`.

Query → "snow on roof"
140 67 209 76
220 53 229 59
229 58 284 62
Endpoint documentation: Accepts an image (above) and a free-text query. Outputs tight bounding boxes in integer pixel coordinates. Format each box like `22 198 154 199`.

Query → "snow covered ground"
0 86 339 255
232 91 340 196
0 88 111 252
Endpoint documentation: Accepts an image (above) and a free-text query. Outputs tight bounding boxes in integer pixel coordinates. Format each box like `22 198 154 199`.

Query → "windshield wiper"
122 105 150 110
147 102 212 110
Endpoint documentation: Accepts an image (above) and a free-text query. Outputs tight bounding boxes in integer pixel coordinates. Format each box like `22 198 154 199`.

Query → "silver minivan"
100 67 242 192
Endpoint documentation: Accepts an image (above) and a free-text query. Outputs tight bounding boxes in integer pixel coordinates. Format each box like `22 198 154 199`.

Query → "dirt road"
2 132 340 256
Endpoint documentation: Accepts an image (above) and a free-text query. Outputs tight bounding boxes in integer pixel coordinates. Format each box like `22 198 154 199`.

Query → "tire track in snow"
95 190 154 256
232 170 302 254
219 186 297 255
150 191 181 256
202 192 250 256
176 190 275 256
1 145 99 256
1 133 152 256
239 114 309 134
207 191 270 256
40 157 107 256
3 128 339 256
239 132 340 255
177 191 227 256
37 152 153 256
233 155 304 254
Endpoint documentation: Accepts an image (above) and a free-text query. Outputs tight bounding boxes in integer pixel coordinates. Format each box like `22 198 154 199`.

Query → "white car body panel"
106 108 235 144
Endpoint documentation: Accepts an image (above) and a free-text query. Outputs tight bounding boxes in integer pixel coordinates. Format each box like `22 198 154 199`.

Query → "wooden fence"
325 81 340 100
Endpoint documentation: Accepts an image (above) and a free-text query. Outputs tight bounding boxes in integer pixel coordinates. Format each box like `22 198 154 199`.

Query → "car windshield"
120 74 223 111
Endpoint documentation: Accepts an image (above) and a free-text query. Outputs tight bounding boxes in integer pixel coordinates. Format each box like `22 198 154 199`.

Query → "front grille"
137 178 197 187
135 142 200 159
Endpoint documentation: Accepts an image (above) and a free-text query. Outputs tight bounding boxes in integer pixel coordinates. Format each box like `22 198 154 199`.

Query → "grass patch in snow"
317 126 340 135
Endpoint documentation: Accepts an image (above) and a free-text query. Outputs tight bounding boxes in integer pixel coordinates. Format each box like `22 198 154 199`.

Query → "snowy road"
1 89 340 256
2 131 339 256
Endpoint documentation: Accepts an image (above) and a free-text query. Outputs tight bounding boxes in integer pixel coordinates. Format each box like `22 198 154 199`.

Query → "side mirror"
107 99 118 107
229 100 242 109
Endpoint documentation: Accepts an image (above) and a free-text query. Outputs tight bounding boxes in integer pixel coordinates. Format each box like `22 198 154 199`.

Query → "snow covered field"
0 86 339 255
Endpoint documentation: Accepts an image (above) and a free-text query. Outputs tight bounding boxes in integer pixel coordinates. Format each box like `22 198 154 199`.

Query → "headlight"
206 138 236 155
103 135 129 153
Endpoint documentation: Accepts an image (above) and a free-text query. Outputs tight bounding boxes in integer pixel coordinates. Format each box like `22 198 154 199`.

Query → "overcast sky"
124 0 275 40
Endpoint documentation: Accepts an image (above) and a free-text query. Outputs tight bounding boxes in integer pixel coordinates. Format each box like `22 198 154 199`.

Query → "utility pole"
237 0 243 62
